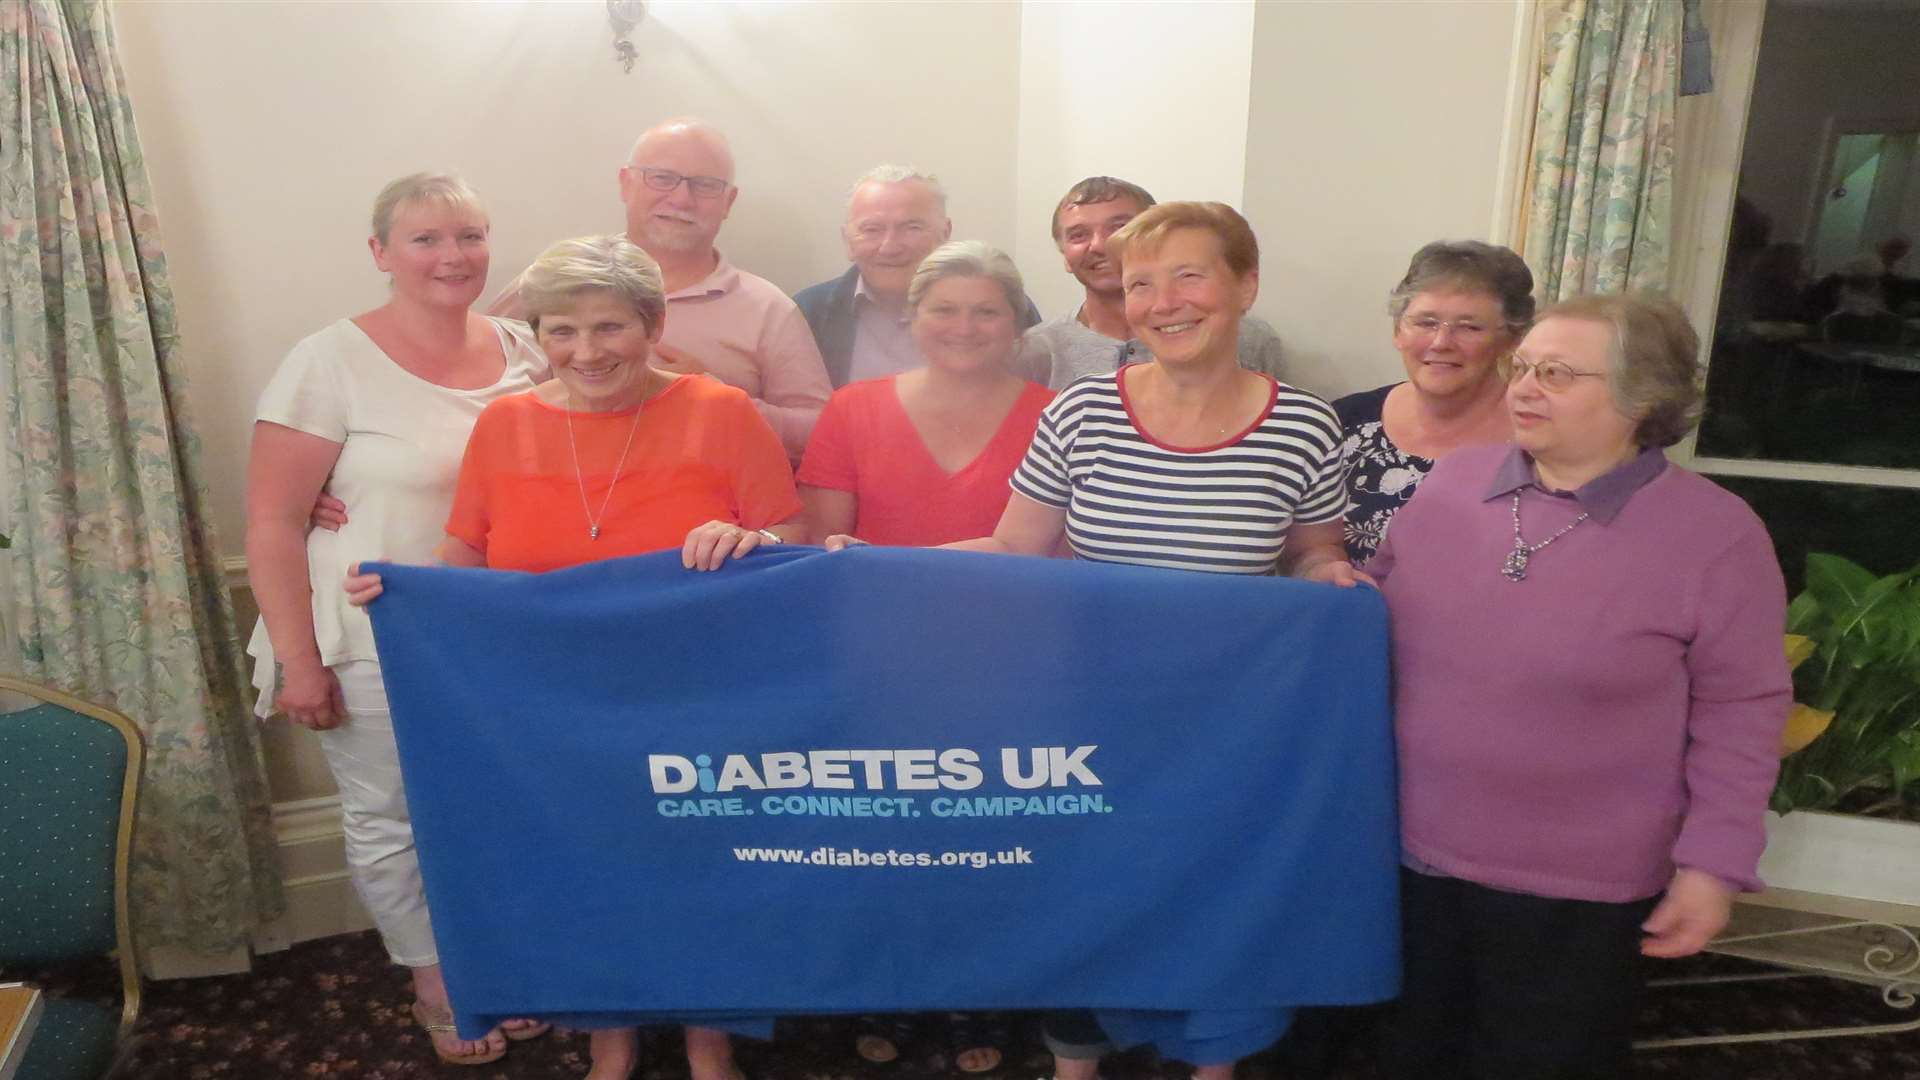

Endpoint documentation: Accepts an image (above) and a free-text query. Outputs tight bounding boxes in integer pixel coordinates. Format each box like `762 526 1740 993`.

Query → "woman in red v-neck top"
798 241 1053 548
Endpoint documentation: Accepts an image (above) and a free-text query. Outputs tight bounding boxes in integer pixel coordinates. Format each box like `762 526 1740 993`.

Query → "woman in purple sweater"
1369 294 1791 1078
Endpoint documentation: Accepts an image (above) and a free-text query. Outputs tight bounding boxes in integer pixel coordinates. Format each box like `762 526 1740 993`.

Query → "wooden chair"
0 677 144 1080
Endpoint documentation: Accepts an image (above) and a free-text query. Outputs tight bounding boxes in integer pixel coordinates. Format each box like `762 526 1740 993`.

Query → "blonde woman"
245 173 551 1066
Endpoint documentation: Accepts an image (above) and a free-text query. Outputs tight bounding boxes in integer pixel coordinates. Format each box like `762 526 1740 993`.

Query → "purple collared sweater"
1369 444 1791 903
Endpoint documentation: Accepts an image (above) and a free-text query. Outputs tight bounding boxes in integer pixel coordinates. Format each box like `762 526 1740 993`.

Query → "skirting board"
263 795 376 949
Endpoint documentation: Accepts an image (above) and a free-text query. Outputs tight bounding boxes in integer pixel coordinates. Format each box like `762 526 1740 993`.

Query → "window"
1672 0 1920 582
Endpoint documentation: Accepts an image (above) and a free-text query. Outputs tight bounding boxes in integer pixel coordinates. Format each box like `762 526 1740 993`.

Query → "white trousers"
321 660 439 966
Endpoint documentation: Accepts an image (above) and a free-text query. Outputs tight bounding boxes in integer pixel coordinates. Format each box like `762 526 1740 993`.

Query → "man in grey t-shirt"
1015 176 1285 390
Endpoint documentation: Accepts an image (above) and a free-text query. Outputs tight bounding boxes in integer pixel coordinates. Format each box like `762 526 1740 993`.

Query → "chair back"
0 677 144 1033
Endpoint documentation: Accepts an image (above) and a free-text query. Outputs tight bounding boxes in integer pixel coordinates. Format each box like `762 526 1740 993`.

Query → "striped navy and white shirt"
1010 368 1347 574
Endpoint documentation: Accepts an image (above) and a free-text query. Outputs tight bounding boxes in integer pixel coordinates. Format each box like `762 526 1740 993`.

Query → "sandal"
501 1017 553 1042
854 1014 919 1064
410 1000 507 1066
947 1011 1009 1074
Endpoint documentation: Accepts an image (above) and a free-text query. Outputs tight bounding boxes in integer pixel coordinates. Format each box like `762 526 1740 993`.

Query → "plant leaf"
1804 553 1878 615
1781 704 1837 755
1784 634 1818 672
1786 594 1824 639
1772 557 1920 816
1889 730 1920 793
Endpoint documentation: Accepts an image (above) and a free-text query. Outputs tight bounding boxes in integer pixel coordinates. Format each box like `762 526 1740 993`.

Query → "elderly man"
794 165 1040 388
1016 175 1286 391
492 118 829 458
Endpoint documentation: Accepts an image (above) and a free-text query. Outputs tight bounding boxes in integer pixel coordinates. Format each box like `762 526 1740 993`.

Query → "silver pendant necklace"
1502 491 1587 582
564 392 647 540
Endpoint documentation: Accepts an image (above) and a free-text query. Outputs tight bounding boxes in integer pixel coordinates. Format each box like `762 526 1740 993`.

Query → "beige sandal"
501 1016 553 1042
410 1000 507 1066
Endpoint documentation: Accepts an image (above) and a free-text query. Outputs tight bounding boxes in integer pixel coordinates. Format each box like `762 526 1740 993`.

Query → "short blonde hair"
906 240 1024 313
1106 201 1258 280
518 235 666 335
1536 293 1704 448
370 172 485 243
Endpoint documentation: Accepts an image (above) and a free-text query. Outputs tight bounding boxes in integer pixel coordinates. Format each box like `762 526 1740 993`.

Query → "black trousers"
1380 868 1658 1080
1041 1009 1110 1060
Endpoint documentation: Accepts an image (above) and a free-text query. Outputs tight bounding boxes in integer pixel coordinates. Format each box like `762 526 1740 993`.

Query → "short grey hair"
370 172 486 243
906 240 1023 313
848 165 948 214
1387 240 1536 330
517 234 666 336
1536 293 1704 449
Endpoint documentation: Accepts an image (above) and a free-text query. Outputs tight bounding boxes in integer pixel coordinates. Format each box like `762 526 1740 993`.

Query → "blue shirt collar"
1482 444 1668 524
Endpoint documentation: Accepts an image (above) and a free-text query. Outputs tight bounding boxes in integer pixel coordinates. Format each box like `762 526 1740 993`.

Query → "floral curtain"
0 0 282 960
1521 0 1683 301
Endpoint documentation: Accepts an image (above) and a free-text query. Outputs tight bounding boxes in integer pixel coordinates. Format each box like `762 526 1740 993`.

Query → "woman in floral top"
1333 241 1535 563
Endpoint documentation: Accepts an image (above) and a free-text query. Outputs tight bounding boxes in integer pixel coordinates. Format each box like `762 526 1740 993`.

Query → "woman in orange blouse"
349 233 801 1080
801 240 1053 549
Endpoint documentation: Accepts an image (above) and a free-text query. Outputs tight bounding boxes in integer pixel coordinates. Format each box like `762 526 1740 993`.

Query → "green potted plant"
1759 554 1920 904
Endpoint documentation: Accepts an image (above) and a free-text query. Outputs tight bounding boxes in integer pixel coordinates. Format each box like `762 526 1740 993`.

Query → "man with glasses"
1015 176 1286 391
794 165 1040 388
493 118 829 459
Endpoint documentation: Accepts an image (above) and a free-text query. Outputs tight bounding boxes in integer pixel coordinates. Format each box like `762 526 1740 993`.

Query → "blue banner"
367 547 1399 1060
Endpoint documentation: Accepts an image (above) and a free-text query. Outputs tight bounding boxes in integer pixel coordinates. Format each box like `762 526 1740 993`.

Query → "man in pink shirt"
492 119 830 459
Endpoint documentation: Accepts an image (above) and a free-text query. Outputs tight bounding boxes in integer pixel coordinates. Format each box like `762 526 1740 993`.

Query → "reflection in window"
1698 3 1920 469
1715 475 1919 596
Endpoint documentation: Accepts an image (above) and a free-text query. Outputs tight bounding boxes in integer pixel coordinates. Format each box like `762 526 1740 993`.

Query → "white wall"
1242 0 1527 400
116 0 1536 544
1013 1 1257 320
112 0 1533 821
1736 2 1920 271
114 0 1024 551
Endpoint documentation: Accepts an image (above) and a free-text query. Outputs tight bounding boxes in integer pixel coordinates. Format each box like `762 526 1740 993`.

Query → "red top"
796 376 1054 547
447 376 802 572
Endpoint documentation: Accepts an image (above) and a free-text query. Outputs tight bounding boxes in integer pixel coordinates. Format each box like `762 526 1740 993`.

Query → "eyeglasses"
1506 356 1608 392
637 167 731 200
1399 314 1502 344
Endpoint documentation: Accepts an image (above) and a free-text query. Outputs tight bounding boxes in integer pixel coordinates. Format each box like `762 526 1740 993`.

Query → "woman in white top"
244 173 550 1067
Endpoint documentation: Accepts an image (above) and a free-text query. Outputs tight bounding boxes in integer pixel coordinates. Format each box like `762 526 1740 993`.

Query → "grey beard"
639 222 709 254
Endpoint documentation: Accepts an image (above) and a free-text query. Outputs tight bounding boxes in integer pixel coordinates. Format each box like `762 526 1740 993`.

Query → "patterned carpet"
14 930 1920 1078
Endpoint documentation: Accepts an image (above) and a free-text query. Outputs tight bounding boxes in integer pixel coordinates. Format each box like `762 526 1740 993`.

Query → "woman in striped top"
950 201 1359 586
951 202 1361 1080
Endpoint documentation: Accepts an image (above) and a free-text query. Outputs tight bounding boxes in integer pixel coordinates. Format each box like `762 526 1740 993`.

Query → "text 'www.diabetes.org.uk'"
732 845 1035 870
